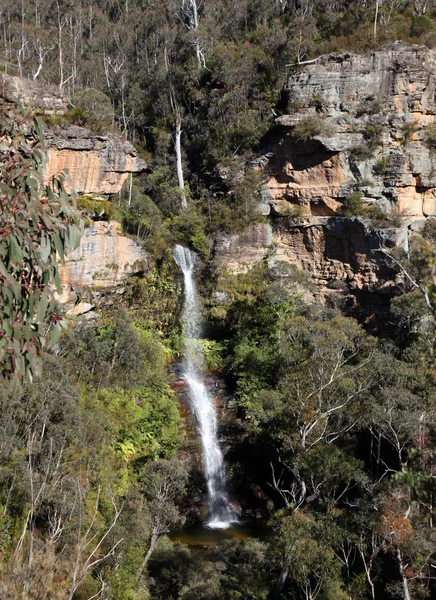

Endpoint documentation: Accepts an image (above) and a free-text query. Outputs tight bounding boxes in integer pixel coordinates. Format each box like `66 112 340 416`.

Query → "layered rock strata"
213 223 273 273
214 45 436 310
1 73 68 115
59 221 146 291
262 43 436 219
44 125 146 195
1 73 146 195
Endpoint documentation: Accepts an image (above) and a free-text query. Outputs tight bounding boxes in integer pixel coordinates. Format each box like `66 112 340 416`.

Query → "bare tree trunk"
374 0 380 39
175 115 187 210
57 2 64 90
272 565 289 599
190 0 199 28
359 548 376 600
137 529 158 580
128 173 133 207
396 549 412 600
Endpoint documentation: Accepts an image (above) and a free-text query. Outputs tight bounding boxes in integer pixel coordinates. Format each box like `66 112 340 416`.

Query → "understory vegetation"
2 242 436 598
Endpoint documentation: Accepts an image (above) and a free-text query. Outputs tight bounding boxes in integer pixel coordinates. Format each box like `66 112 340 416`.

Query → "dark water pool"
170 520 267 547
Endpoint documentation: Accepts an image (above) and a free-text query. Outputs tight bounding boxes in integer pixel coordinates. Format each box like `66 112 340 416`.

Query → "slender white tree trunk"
396 549 411 600
374 0 380 39
137 527 158 580
175 115 187 210
128 173 132 208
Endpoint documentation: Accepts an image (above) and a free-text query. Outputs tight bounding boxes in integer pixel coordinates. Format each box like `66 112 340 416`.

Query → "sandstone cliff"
60 221 146 289
2 73 148 305
213 44 436 311
57 221 147 316
1 73 146 196
44 125 146 195
263 43 436 219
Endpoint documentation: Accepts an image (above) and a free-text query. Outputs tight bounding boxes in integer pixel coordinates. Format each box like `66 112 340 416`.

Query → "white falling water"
174 244 236 530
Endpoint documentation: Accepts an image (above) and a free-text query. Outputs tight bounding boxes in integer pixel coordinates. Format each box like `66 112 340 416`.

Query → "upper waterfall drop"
174 244 237 530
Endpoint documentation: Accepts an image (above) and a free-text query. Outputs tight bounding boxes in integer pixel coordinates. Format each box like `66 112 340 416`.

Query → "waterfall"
174 244 236 530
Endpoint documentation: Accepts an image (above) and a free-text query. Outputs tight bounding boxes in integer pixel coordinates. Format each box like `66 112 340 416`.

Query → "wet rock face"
44 125 147 195
263 43 436 219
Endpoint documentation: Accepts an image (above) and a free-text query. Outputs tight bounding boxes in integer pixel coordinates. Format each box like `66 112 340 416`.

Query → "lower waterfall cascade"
174 244 237 530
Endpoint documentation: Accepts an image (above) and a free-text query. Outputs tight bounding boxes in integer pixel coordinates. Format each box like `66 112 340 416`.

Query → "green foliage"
170 208 209 256
198 339 225 372
339 191 397 228
3 3 436 598
218 539 270 600
87 384 180 465
77 195 116 220
208 167 264 234
349 122 384 163
148 166 189 214
0 97 83 381
363 122 384 146
126 260 180 339
65 89 115 133
349 143 375 161
368 208 402 228
71 88 115 125
339 191 367 216
62 311 172 389
410 15 436 39
293 115 326 140
355 97 382 118
269 511 345 600
372 154 391 176
424 122 436 151
120 175 169 257
400 121 420 146
208 263 314 412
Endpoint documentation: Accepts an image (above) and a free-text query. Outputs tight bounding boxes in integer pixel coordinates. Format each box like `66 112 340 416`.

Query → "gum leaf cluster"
0 94 82 380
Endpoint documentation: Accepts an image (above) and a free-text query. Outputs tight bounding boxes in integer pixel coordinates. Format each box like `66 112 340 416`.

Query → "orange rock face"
59 221 146 289
1 75 146 196
273 217 405 303
261 44 436 220
44 126 146 195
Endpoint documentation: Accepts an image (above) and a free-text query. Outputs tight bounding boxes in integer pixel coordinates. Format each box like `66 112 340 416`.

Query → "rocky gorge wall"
213 44 436 313
4 49 434 316
1 73 148 313
44 125 146 196
1 73 147 196
263 42 436 219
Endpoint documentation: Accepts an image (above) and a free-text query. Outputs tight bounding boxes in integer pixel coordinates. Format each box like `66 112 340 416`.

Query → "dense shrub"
372 154 391 176
339 191 368 216
424 123 436 151
293 115 326 140
410 15 435 38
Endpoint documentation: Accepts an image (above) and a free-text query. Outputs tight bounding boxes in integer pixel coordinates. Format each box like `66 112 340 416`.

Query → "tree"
275 316 376 451
136 458 188 579
0 90 83 381
269 510 347 600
